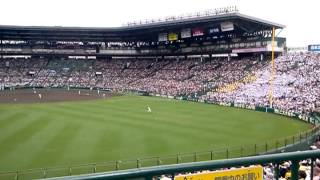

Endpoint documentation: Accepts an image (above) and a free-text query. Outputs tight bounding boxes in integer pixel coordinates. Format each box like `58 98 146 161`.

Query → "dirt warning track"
0 89 118 103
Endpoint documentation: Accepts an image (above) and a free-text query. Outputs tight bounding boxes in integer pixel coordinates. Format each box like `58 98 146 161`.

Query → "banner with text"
221 22 234 32
158 33 168 42
181 28 191 38
192 27 204 36
175 166 263 180
168 33 178 41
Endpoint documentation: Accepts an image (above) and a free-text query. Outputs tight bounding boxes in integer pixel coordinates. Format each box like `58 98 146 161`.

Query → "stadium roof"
0 12 285 42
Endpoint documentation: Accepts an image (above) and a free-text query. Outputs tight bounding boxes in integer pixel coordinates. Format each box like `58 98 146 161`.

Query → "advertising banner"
158 33 168 42
181 28 191 38
221 22 234 32
175 166 263 180
168 33 178 41
192 28 204 36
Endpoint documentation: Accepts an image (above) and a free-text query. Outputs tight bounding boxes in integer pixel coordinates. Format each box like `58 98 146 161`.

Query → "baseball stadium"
0 5 320 180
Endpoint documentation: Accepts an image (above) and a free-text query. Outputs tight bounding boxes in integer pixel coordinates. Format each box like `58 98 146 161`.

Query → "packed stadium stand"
201 53 320 116
0 53 319 117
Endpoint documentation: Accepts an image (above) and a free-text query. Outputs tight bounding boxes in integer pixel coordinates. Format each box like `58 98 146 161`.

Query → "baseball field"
0 89 312 178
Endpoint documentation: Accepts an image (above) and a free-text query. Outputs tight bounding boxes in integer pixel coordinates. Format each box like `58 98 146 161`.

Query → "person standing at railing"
314 160 320 180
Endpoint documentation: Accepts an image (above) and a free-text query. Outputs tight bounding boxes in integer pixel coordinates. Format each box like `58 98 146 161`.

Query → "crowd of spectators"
201 53 320 116
261 136 320 180
0 52 319 116
1 56 257 96
0 58 47 87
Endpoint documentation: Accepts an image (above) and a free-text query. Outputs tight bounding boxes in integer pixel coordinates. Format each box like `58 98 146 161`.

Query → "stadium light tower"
268 27 276 108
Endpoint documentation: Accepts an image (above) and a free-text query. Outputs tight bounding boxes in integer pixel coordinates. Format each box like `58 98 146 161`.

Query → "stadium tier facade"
0 10 285 59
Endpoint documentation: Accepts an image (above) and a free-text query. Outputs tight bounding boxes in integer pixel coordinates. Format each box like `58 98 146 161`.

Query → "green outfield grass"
0 95 311 174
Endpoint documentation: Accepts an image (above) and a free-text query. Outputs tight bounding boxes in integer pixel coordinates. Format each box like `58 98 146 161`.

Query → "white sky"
0 0 319 47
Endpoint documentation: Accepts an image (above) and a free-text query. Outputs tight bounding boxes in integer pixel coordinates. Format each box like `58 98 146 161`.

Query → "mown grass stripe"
0 111 25 129
0 111 46 142
0 117 60 171
29 122 82 168
0 114 50 158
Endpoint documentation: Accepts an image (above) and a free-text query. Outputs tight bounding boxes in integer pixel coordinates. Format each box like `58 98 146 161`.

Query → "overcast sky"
0 0 319 47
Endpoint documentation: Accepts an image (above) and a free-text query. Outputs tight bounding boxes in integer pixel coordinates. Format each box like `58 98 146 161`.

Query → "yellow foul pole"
268 27 275 107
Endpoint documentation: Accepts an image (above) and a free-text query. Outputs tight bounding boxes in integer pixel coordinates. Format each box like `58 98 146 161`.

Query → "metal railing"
0 126 318 180
46 150 320 180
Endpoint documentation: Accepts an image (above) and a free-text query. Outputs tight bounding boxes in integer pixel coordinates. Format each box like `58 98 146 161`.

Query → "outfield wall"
166 93 317 125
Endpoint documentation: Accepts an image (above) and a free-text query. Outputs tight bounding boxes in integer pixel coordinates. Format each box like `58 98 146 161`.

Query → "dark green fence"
45 150 320 180
0 126 319 180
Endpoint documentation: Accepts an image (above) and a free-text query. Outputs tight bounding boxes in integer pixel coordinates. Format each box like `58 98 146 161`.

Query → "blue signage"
308 44 320 52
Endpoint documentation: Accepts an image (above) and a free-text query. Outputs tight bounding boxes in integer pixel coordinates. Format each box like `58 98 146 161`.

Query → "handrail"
44 150 320 180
